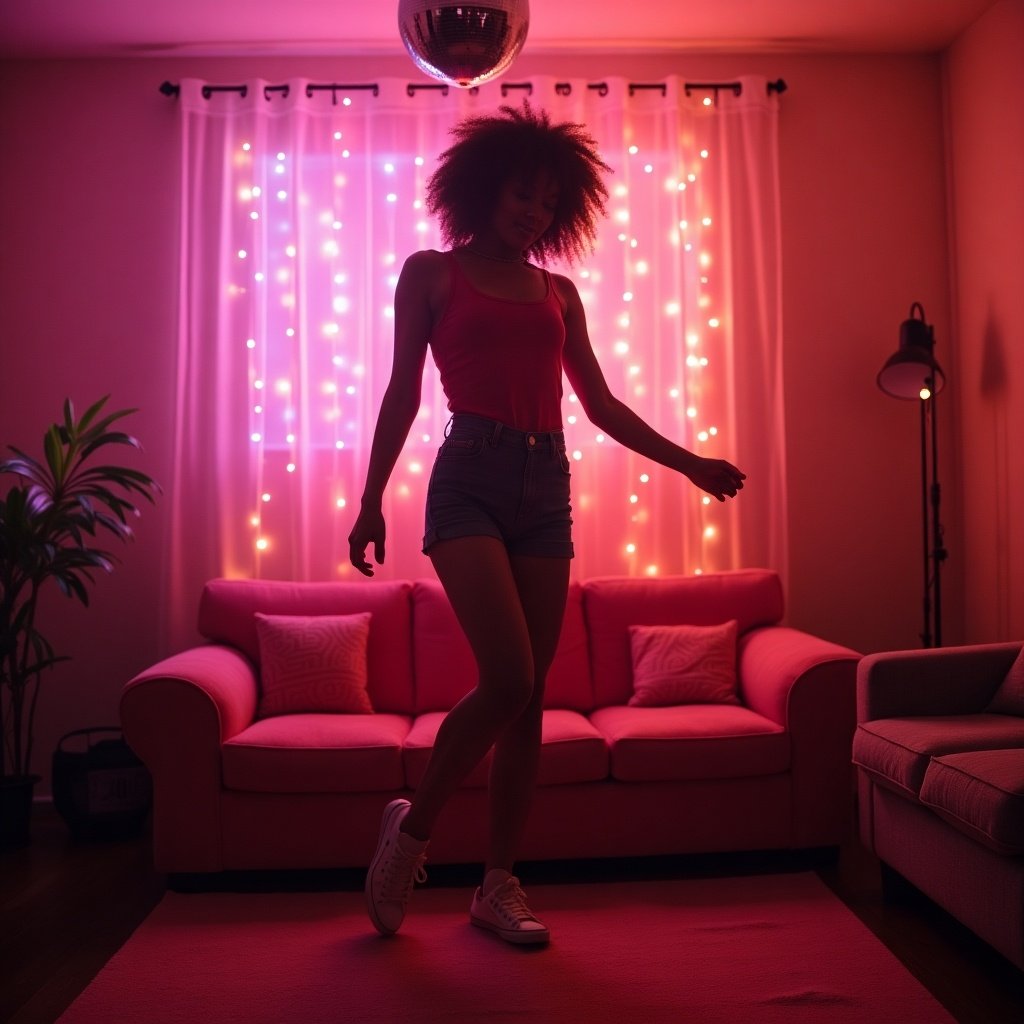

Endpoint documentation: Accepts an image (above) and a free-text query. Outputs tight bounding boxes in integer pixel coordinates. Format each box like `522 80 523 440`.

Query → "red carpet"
59 872 954 1023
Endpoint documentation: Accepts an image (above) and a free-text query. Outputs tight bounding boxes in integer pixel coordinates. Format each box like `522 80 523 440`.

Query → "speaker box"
52 727 152 838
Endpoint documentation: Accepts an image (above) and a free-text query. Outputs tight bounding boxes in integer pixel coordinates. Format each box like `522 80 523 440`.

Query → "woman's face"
488 170 560 252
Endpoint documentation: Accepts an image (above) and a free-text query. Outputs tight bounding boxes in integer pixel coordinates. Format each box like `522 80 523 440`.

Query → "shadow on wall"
977 303 1010 639
979 304 1007 397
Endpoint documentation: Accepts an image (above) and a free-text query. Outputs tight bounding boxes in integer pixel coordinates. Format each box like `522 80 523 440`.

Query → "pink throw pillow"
987 647 1024 716
255 612 374 717
628 620 740 707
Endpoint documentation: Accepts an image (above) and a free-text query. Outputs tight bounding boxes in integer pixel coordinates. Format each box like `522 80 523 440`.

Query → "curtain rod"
159 78 787 104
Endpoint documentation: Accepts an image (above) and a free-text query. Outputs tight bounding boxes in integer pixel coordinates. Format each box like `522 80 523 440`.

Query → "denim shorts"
422 413 574 558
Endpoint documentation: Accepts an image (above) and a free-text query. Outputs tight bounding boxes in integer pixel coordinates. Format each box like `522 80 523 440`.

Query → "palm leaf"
79 411 138 447
62 398 76 437
78 432 143 463
43 424 66 484
75 395 112 434
93 512 134 540
0 451 52 489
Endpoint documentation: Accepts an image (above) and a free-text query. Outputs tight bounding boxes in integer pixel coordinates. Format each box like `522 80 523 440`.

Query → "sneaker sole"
470 913 550 946
365 798 410 936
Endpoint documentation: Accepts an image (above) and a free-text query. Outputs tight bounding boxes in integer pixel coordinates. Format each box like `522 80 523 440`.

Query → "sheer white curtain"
166 75 785 647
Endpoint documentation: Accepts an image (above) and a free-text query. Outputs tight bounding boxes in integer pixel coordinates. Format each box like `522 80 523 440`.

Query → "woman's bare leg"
401 536 538 842
485 554 570 874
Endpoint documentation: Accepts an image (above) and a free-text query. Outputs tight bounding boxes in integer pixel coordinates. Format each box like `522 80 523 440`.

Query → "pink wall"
0 45 996 793
944 0 1024 642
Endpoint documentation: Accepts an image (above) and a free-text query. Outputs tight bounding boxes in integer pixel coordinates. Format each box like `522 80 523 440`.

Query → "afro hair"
426 101 611 265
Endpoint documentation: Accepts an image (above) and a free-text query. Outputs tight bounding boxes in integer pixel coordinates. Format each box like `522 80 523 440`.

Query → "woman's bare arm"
558 274 745 502
348 251 439 574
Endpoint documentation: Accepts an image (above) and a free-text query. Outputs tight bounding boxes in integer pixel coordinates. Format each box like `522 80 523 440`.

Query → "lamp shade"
397 1 530 89
877 303 945 400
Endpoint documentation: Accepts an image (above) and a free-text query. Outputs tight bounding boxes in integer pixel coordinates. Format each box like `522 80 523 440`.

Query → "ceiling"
0 0 1000 59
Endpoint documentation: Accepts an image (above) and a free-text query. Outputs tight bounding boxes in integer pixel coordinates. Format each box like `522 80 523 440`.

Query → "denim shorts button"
528 435 536 446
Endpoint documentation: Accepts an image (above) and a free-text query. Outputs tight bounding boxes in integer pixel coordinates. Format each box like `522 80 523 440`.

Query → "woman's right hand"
348 504 386 577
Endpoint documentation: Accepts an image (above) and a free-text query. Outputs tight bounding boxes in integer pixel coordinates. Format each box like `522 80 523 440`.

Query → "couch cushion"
628 620 739 706
589 705 788 782
852 715 1024 798
198 578 414 714
222 713 410 793
919 748 1024 855
255 612 374 717
412 579 593 713
583 570 784 708
402 709 608 788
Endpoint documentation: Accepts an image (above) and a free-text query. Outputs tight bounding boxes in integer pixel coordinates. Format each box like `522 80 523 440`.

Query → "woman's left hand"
686 457 746 501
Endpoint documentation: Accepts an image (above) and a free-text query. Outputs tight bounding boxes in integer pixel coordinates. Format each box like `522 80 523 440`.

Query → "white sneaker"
470 872 550 945
365 799 428 936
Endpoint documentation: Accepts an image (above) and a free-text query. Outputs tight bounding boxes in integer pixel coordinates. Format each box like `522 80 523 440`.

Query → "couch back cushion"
197 578 414 714
412 578 593 713
583 570 784 708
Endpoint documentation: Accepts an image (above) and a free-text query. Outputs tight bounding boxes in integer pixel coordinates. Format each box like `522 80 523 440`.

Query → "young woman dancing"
348 102 745 945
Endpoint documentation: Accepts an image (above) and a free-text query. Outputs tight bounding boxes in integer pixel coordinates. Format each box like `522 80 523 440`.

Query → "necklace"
464 245 527 265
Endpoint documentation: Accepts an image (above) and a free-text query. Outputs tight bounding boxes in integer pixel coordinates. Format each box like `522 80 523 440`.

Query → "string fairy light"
225 86 734 579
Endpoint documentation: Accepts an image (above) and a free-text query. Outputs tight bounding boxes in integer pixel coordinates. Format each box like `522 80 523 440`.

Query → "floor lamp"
877 302 948 648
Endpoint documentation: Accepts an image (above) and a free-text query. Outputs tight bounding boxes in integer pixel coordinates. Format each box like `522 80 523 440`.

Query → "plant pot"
0 774 40 847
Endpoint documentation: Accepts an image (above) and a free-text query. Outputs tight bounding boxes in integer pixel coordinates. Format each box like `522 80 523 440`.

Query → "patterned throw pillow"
987 646 1024 716
255 612 374 717
628 620 740 707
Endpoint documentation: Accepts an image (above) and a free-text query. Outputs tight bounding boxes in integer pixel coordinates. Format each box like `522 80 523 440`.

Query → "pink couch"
120 569 860 876
853 643 1024 970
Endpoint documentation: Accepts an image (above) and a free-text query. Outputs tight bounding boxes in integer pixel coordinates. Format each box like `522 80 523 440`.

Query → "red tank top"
429 251 566 431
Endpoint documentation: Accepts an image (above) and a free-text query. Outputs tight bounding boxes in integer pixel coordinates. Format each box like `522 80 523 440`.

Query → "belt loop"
443 415 453 439
489 420 503 447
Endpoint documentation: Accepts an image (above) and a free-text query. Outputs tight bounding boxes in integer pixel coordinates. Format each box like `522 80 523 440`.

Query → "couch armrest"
856 642 1021 722
740 626 861 846
119 645 258 872
740 626 860 727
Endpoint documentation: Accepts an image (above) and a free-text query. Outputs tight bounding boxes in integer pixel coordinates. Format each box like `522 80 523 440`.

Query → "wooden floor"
1 804 1021 1024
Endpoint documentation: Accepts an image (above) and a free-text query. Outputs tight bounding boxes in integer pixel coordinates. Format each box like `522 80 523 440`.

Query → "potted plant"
0 397 159 845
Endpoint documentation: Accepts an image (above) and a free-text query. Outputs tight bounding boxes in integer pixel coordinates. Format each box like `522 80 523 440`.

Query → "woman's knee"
501 673 549 729
478 658 536 718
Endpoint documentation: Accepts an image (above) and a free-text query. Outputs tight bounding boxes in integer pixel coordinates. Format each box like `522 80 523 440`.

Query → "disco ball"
398 1 530 89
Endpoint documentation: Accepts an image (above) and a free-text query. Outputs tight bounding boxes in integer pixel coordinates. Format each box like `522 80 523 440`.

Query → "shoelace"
380 847 428 903
488 877 540 925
